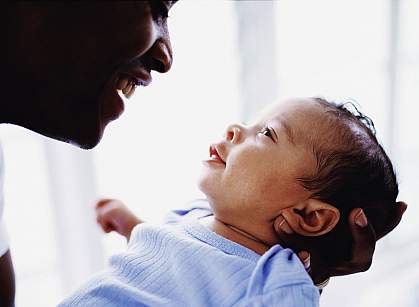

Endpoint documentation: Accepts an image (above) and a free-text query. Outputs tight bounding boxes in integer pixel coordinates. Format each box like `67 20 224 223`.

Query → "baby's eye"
260 127 274 141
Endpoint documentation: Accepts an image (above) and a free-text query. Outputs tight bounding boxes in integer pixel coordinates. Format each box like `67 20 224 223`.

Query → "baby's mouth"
209 145 226 165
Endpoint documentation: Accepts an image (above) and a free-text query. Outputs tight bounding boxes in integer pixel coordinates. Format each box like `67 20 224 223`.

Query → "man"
0 1 406 306
2 2 173 305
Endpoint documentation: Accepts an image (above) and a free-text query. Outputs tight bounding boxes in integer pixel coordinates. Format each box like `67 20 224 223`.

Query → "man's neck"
199 215 270 255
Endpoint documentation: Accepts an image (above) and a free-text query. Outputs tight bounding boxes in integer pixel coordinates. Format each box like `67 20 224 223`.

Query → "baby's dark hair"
297 97 398 268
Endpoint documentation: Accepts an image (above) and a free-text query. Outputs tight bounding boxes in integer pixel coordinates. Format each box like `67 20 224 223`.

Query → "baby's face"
199 98 326 235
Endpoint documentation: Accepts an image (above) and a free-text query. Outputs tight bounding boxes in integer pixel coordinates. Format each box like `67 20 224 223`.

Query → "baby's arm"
95 199 143 240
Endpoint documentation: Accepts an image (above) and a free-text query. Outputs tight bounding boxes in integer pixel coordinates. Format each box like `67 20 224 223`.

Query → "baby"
61 97 398 307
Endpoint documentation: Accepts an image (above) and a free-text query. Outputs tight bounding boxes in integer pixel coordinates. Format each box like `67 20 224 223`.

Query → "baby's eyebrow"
278 117 295 145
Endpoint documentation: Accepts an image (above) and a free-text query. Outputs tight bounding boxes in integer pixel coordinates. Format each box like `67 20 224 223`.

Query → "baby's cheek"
233 166 274 196
254 172 284 198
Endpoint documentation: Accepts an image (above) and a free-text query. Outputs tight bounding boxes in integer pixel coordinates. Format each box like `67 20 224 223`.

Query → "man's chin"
46 133 102 150
71 127 104 150
68 116 106 149
38 123 104 150
70 137 101 150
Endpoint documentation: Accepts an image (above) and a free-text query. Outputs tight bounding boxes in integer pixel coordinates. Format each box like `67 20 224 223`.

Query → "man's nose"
149 37 173 73
225 124 244 144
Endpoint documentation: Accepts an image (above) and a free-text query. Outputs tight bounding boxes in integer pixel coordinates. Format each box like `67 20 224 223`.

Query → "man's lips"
120 67 152 87
99 70 151 125
98 57 154 131
115 70 152 99
113 56 153 97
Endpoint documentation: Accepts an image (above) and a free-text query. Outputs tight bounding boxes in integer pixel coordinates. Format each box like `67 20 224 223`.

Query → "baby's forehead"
255 98 325 129
255 98 343 150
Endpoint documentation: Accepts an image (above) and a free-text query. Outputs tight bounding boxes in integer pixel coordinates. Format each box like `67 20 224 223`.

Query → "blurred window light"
0 129 62 307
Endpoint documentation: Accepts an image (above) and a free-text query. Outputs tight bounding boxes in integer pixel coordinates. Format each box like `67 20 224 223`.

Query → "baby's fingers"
102 222 116 233
95 198 113 210
96 210 115 233
96 216 116 233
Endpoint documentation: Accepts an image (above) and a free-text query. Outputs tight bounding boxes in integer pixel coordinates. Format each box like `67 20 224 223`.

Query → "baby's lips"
209 144 226 164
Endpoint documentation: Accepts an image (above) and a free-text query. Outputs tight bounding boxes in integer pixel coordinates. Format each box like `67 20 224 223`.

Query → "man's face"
7 1 175 148
198 98 324 233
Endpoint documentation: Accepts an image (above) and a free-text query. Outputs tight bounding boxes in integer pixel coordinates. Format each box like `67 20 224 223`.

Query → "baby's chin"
197 174 215 198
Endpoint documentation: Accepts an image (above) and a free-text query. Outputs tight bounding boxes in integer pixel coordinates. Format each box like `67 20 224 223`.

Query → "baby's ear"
274 199 340 237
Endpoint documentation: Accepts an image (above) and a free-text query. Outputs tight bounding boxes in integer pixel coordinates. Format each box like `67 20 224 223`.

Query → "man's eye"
260 127 274 140
149 1 170 20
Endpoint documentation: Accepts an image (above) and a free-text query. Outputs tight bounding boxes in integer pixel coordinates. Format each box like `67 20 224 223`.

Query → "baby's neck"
199 215 270 255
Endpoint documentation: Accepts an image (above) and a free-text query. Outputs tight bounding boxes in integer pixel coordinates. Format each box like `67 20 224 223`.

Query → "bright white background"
0 1 418 306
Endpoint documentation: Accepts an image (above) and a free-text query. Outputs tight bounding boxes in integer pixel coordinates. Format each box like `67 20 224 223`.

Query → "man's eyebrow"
168 0 178 7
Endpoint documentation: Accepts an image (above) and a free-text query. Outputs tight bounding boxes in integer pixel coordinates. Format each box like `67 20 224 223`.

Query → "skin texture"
3 1 175 149
198 98 407 285
198 98 342 250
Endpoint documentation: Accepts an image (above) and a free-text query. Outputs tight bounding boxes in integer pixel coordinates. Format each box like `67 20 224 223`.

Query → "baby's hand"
95 199 142 240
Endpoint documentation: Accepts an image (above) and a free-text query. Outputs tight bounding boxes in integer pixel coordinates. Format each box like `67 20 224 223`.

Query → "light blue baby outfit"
59 200 319 306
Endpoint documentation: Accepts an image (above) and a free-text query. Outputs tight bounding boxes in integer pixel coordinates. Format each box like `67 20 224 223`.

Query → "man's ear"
274 198 340 237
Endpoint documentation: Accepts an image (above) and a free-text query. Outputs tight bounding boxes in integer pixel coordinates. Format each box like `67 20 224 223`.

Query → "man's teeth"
122 81 134 94
116 75 137 98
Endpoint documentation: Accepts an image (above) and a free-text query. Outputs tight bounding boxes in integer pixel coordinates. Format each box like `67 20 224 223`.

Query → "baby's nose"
225 124 243 144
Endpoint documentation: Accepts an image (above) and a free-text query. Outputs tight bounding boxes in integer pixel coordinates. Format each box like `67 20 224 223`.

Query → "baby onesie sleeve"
237 284 319 307
237 245 319 307
163 198 212 224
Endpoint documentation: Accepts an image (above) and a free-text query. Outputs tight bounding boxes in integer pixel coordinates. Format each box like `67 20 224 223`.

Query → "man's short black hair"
296 97 398 268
